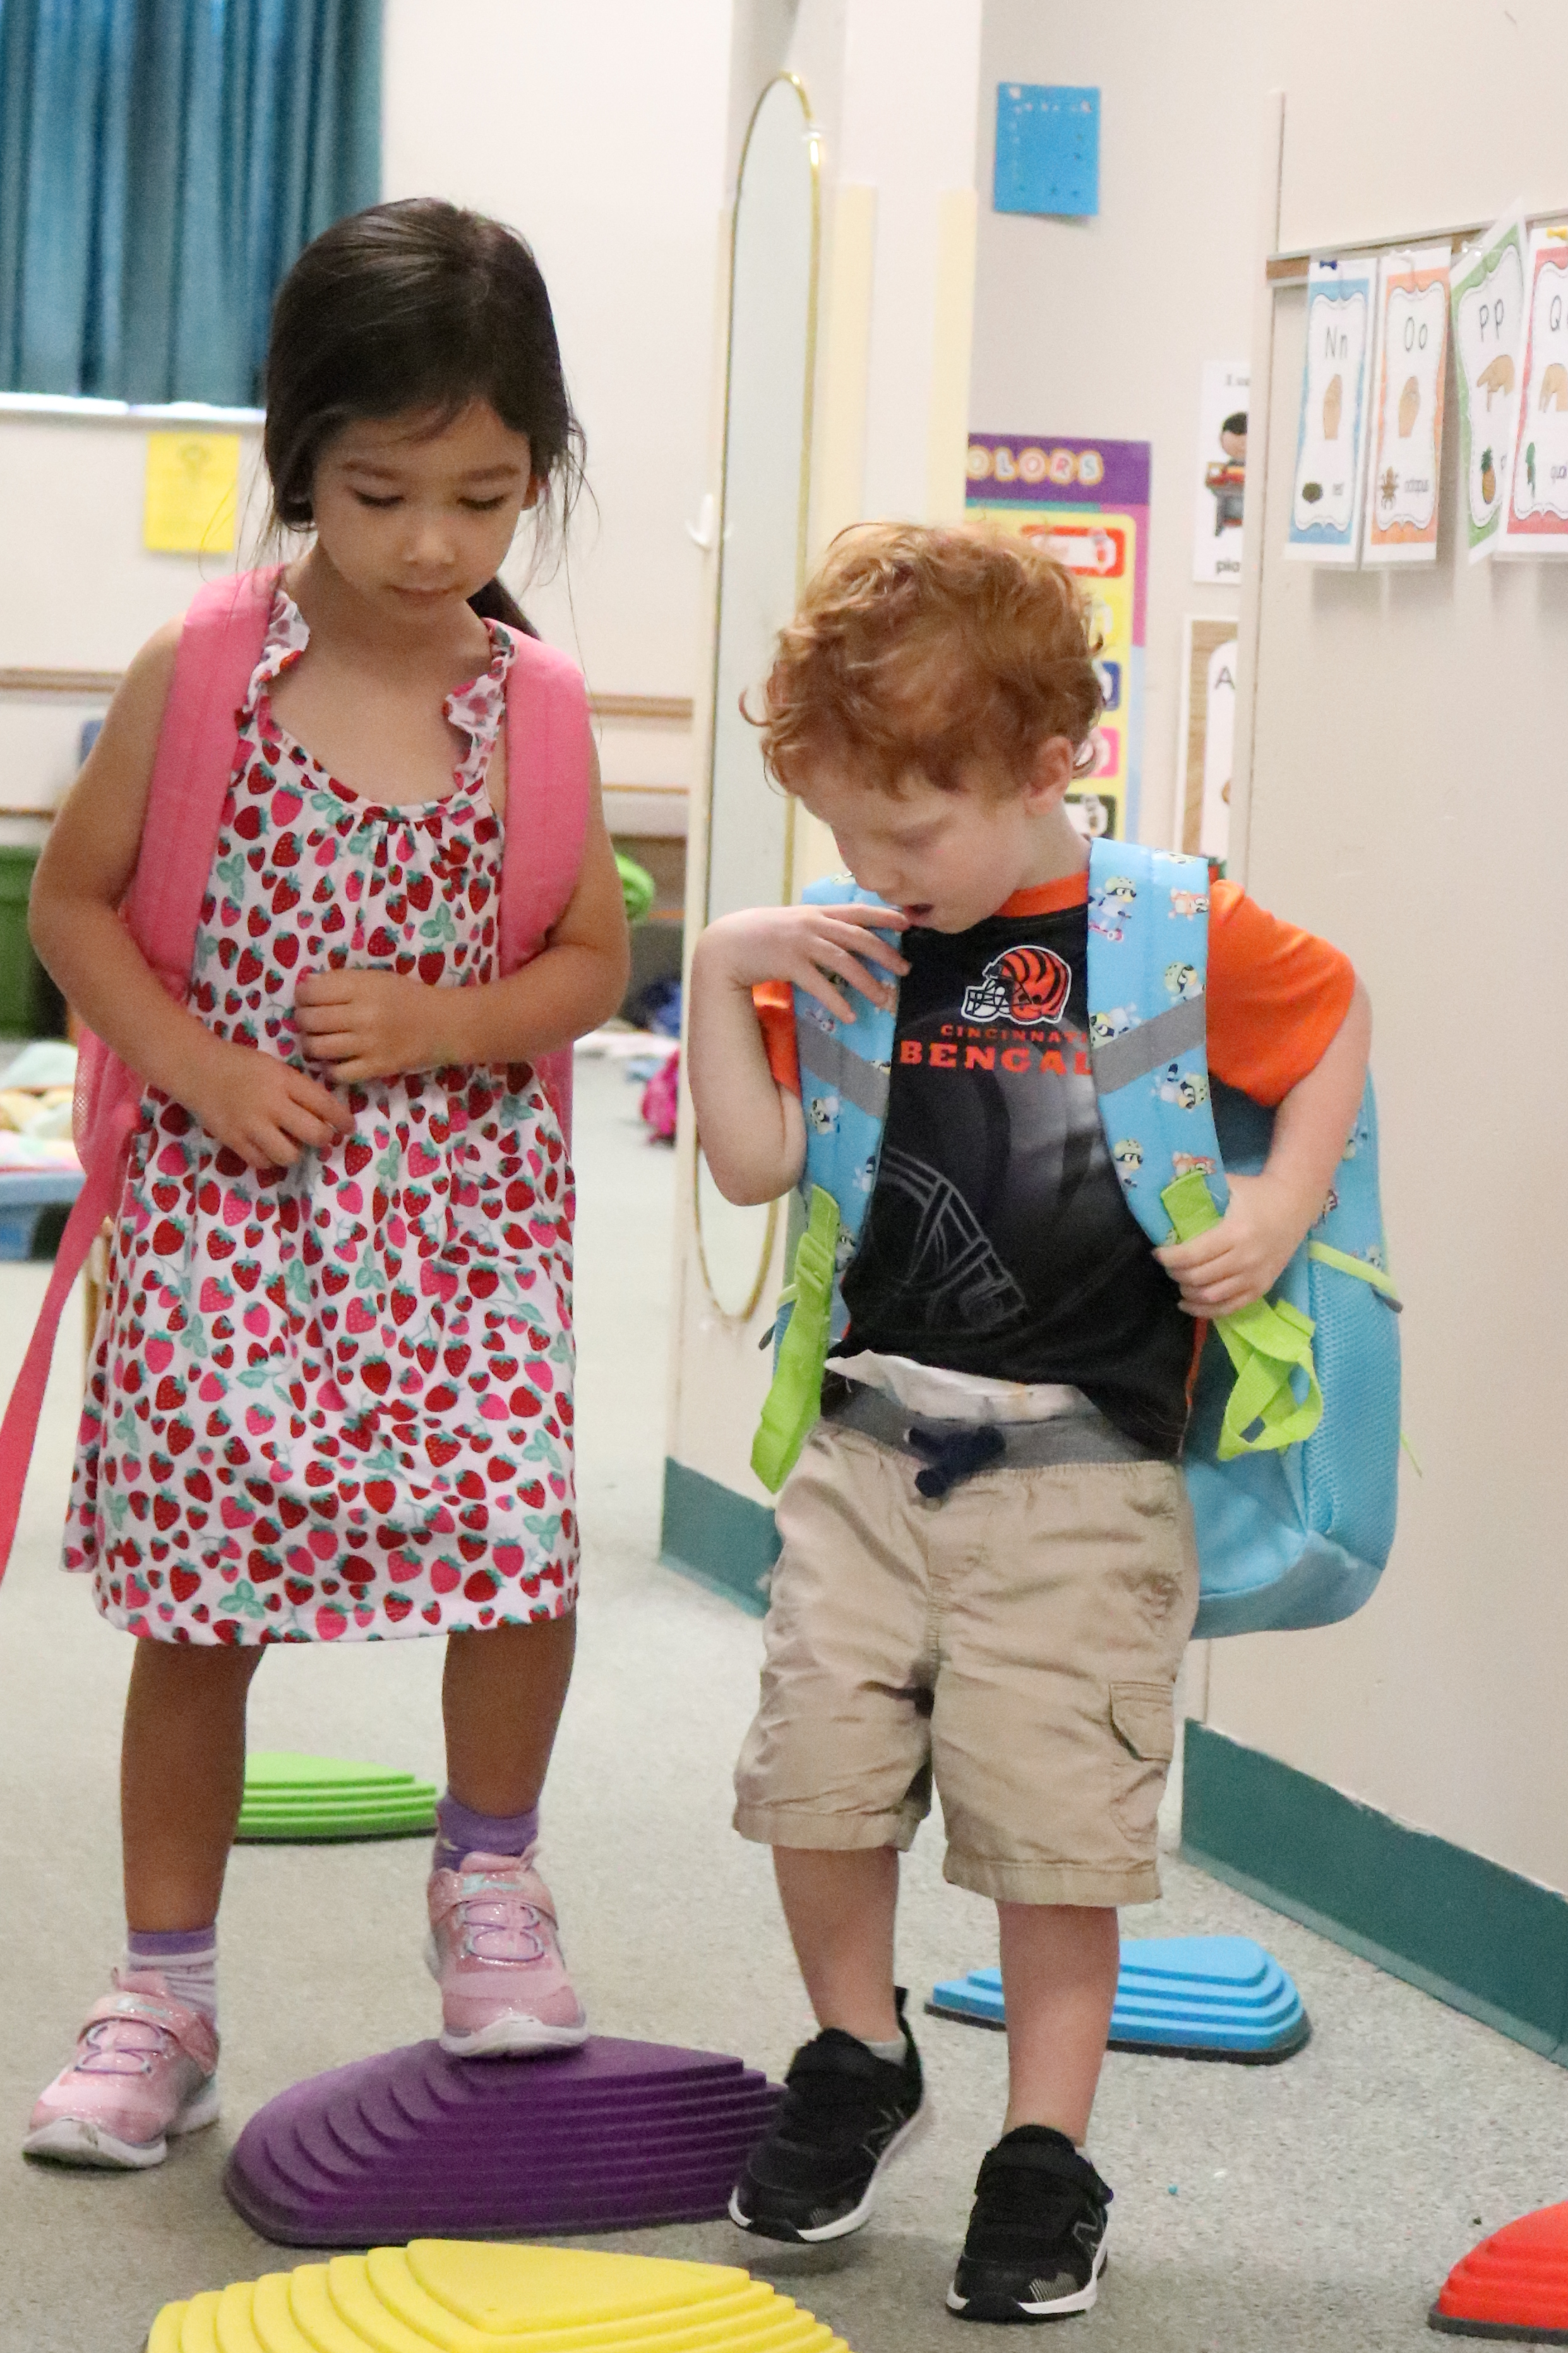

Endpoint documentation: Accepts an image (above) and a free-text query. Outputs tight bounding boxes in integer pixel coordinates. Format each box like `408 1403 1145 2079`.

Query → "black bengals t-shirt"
753 870 1357 1458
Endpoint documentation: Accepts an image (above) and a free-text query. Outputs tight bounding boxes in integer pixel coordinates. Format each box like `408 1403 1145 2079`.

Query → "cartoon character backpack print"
753 844 1402 1641
1084 843 1399 1635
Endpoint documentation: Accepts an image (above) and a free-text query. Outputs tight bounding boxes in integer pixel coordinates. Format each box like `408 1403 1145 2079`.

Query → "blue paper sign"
994 85 1100 219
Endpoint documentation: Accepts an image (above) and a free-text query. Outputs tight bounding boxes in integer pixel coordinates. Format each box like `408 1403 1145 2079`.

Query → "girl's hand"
294 967 441 1083
1154 1169 1319 1316
186 1040 352 1172
699 903 911 1025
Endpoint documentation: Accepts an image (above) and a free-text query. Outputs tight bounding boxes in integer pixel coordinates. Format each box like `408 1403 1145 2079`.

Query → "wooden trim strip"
0 669 696 724
591 694 693 723
0 668 123 696
1268 206 1568 283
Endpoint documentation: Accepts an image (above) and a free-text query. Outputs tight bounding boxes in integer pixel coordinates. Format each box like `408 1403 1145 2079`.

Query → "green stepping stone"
236 1752 438 1843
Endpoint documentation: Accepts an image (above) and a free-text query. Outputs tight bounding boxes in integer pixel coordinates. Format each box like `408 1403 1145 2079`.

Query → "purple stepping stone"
224 2035 782 2248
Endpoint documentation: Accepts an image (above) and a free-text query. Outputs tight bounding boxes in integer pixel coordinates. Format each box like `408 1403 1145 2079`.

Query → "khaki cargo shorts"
733 1416 1199 1907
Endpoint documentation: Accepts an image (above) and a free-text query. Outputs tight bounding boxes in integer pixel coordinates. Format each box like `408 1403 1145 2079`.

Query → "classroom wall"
968 0 1568 1906
0 414 268 847
1210 0 1568 1911
971 1 1267 848
381 0 733 726
971 0 1568 850
0 4 734 836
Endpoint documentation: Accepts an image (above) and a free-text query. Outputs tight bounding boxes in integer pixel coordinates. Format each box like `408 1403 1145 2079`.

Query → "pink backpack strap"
0 568 277 1586
124 566 281 990
498 634 594 1144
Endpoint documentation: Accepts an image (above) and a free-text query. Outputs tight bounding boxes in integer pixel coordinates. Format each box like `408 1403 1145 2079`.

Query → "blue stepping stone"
0 1169 83 1260
927 1934 1310 2062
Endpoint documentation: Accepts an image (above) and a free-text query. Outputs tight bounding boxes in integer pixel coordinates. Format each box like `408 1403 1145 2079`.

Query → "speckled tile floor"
1 1056 1564 2351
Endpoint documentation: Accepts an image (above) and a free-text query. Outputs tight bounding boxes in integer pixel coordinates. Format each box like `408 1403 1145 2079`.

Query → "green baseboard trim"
660 1457 779 1618
1182 1720 1568 2066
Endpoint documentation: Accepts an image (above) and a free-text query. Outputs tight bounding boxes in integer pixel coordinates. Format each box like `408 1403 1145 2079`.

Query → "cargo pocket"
1108 1680 1176 1847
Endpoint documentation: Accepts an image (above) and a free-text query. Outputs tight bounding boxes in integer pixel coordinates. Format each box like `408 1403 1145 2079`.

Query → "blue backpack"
752 841 1401 1639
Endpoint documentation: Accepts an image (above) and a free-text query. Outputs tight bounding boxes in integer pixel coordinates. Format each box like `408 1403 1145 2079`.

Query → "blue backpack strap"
793 876 899 1303
1085 841 1227 1237
750 877 901 1491
1086 842 1322 1460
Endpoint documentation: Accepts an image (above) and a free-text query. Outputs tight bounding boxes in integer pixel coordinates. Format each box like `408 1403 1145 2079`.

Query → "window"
0 0 380 409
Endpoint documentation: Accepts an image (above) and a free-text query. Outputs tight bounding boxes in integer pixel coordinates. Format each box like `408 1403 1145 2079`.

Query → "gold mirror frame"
693 73 822 1324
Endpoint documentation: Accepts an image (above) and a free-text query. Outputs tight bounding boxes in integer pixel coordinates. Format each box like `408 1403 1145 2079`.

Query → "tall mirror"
695 75 820 1321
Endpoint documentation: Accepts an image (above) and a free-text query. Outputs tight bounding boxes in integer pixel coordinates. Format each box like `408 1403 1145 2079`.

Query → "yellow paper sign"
143 431 241 554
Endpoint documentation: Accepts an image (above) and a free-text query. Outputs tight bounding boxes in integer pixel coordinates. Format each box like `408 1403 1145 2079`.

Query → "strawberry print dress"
64 587 578 1644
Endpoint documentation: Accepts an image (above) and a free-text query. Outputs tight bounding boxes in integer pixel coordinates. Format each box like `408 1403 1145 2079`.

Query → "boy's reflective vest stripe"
753 840 1401 1639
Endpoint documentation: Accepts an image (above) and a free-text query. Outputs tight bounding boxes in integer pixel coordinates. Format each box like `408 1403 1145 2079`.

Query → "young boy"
686 524 1369 2326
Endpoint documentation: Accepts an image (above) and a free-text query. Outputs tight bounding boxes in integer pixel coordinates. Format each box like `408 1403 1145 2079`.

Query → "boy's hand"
698 903 910 1025
185 1040 352 1173
294 967 442 1083
1154 1169 1320 1316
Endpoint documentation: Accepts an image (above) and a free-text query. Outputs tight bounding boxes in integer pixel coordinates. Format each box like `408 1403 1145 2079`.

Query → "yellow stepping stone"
145 2241 854 2353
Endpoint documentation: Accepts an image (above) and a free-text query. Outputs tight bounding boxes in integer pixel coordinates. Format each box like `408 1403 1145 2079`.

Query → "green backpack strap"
751 1187 842 1493
1163 1169 1322 1460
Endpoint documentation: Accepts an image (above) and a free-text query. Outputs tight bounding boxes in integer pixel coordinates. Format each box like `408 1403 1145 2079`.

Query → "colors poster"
1286 257 1375 565
967 434 1150 839
1450 210 1528 562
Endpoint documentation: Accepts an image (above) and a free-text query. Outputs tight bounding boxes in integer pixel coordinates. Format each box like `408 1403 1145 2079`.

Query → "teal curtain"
0 0 381 407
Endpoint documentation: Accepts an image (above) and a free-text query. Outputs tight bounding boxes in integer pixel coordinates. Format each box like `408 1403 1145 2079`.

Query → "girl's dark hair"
263 198 585 625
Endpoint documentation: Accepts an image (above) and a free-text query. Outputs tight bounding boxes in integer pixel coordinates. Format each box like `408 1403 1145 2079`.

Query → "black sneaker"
729 1988 929 2242
947 2126 1112 2323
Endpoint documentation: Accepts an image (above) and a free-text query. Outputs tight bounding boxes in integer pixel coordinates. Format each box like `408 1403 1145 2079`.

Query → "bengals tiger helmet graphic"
961 944 1073 1025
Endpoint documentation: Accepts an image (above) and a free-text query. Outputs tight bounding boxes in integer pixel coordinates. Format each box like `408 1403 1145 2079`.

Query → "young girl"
21 198 629 2169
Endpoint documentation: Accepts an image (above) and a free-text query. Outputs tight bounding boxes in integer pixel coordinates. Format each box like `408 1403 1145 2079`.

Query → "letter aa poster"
1500 223 1568 551
1286 258 1375 564
966 434 1149 839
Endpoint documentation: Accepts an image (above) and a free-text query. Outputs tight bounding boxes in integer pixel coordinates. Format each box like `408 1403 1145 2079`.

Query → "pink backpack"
0 565 593 1582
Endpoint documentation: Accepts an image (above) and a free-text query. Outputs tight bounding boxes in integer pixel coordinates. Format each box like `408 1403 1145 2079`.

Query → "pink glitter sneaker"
23 1970 220 2170
426 1848 589 2057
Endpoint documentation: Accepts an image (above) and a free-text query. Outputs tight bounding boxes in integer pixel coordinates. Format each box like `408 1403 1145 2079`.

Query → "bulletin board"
966 433 1149 839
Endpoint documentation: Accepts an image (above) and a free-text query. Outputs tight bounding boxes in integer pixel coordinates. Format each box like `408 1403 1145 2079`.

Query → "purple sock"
433 1791 540 1873
124 1925 218 2021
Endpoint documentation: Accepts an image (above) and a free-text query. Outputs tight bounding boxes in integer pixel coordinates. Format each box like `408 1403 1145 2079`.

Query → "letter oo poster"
1363 246 1450 563
966 433 1150 841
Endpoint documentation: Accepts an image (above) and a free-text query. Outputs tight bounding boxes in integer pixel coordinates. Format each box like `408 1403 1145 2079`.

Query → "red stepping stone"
1432 2200 1568 2340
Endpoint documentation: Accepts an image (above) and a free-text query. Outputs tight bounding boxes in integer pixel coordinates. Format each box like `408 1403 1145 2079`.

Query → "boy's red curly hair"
748 521 1103 795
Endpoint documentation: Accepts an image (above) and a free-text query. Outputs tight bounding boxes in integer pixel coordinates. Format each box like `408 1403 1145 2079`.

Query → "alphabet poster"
1192 361 1248 584
1363 245 1450 563
1178 618 1238 863
1286 257 1375 564
1501 224 1568 551
967 434 1149 838
1450 210 1527 562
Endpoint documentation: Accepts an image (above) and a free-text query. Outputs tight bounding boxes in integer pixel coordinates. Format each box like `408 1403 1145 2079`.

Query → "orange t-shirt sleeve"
751 980 801 1096
1206 879 1356 1107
